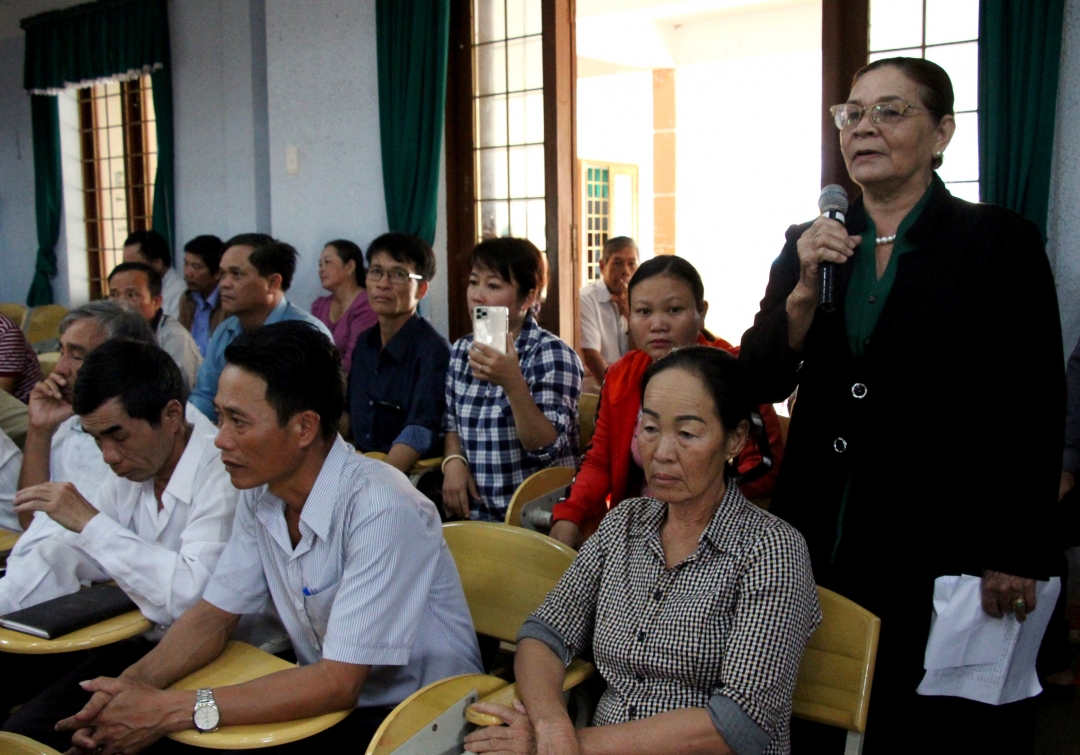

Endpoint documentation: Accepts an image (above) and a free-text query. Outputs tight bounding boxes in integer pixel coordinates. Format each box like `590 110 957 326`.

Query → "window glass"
869 0 923 52
937 111 979 183
925 0 978 45
924 41 977 112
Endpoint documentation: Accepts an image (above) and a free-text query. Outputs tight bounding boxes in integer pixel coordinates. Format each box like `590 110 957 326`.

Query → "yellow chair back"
23 305 68 347
504 466 575 527
442 521 576 643
792 587 880 749
0 732 63 755
578 393 599 449
0 304 27 330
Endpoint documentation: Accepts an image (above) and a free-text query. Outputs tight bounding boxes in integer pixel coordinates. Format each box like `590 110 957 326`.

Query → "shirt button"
653 590 663 601
851 382 868 399
628 705 637 718
867 295 877 304
368 400 374 407
637 630 646 643
833 437 848 453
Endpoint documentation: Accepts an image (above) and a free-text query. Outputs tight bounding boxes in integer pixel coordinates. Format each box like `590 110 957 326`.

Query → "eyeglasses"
366 266 423 285
829 101 926 131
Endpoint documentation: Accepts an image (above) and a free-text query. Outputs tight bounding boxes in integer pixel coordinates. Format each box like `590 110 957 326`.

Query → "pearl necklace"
875 234 897 245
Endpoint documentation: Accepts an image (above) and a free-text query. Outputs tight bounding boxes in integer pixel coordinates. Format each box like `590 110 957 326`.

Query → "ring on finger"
1012 597 1026 613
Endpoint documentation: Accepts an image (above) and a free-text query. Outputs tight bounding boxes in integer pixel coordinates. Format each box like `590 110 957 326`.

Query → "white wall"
1049 0 1080 362
0 34 40 305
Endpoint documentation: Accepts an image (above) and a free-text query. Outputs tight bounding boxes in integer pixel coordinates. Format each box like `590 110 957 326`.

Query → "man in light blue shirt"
188 234 330 421
58 322 481 754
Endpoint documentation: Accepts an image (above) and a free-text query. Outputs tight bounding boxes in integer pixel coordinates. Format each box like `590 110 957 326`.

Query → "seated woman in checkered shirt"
464 347 821 755
441 237 584 522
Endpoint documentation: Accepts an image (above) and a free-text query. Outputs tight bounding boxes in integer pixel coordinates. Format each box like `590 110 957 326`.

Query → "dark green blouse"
844 184 933 356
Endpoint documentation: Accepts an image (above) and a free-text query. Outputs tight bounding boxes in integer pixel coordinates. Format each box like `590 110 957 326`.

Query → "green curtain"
376 0 451 245
20 0 174 302
27 95 62 306
978 0 1065 239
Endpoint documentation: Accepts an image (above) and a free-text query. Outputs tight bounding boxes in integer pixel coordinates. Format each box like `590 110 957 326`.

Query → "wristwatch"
193 688 221 733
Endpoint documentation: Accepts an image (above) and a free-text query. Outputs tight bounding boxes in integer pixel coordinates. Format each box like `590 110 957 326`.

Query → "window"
578 160 638 282
76 75 157 299
869 0 979 202
473 0 546 251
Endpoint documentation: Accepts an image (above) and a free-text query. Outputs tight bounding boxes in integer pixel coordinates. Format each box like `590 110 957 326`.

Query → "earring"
933 151 943 158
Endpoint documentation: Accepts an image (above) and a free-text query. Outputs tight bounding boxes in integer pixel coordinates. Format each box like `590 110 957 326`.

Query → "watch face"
194 705 220 732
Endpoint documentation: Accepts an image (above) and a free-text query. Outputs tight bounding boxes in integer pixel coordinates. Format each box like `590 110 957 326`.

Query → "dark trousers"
1 637 156 752
146 705 394 754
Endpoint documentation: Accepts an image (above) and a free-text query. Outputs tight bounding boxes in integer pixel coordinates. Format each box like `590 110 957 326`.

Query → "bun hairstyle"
852 56 955 170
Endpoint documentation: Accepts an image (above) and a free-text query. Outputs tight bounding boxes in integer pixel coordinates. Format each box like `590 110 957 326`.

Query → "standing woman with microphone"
740 57 1063 753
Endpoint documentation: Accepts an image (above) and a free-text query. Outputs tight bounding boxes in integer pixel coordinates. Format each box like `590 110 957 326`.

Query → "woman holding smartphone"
442 237 584 522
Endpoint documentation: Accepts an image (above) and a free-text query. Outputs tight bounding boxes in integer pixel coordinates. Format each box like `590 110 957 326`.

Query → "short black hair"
324 239 366 287
223 233 298 291
642 346 752 436
366 233 437 281
108 261 162 299
468 237 546 299
628 255 706 313
223 321 343 440
73 339 187 425
183 235 225 274
124 229 172 267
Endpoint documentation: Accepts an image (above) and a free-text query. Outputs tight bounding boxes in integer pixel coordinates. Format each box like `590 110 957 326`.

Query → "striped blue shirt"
202 437 482 707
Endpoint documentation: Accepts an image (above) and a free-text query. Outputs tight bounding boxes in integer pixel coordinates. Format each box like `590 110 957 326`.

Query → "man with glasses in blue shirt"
348 233 450 476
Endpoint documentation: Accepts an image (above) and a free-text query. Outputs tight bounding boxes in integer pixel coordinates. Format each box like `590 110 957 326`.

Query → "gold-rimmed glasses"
366 266 424 286
829 101 927 130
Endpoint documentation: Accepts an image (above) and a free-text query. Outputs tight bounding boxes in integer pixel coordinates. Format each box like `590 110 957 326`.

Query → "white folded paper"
917 574 1061 705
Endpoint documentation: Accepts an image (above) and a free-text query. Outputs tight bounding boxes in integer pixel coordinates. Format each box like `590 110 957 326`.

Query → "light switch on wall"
286 145 299 175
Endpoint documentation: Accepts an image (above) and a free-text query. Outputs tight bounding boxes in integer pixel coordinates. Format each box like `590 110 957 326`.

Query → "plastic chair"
23 305 68 348
363 523 593 753
0 304 27 330
578 393 600 449
361 451 444 486
36 352 60 378
792 587 880 755
504 467 575 528
0 732 62 755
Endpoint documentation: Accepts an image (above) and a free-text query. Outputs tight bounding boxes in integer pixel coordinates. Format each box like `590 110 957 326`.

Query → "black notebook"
0 583 138 639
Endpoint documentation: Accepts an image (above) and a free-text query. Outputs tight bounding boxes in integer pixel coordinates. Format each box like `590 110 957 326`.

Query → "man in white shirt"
107 261 202 390
0 339 238 750
0 428 21 532
58 322 481 754
124 230 185 318
16 302 156 532
578 236 639 388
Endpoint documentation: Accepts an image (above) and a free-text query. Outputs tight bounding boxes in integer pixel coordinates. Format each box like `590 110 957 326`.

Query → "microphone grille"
818 184 849 214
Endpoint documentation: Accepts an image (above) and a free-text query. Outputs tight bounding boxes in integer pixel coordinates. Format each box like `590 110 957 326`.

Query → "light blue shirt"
202 438 482 707
189 286 220 357
188 298 331 421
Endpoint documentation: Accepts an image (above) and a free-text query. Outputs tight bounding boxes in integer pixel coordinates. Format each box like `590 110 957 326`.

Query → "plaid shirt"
444 316 583 521
521 486 821 755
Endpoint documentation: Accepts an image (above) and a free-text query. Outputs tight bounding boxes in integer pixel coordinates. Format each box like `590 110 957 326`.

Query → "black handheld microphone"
817 184 849 313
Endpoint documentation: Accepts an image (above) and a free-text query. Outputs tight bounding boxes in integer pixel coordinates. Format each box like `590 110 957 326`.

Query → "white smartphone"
472 306 509 354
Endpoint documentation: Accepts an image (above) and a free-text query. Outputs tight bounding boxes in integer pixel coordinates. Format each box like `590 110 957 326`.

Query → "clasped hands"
463 700 580 755
56 677 192 755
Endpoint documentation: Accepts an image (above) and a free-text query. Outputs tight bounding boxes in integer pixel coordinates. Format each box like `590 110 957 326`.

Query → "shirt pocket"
303 580 341 643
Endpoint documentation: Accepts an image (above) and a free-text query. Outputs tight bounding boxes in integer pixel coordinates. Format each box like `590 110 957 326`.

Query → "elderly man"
60 322 480 754
578 236 639 389
108 261 202 390
16 302 155 531
188 234 330 422
123 230 185 319
0 340 237 751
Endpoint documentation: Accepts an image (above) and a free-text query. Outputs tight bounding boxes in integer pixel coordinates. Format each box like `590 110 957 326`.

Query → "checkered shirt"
444 316 583 521
522 486 821 755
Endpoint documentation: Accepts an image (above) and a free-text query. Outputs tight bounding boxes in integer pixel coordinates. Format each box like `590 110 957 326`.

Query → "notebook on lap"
0 583 137 639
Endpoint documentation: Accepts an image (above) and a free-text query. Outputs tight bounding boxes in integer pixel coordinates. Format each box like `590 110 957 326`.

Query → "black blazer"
740 176 1063 585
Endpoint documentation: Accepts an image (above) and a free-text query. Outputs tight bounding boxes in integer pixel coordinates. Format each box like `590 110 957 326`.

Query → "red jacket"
552 333 784 536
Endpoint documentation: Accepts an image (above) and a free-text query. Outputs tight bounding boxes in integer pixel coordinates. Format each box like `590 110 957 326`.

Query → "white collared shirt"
50 414 112 509
579 278 628 366
0 413 238 625
203 437 483 707
161 268 185 319
0 428 21 532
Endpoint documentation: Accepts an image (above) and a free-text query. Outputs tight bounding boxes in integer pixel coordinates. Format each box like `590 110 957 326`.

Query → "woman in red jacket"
550 256 784 548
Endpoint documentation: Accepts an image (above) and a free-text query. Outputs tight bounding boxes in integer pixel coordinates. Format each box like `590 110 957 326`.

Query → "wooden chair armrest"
464 659 594 726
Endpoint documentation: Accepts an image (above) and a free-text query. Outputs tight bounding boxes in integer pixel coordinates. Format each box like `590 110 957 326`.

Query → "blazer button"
851 382 868 399
833 437 848 453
